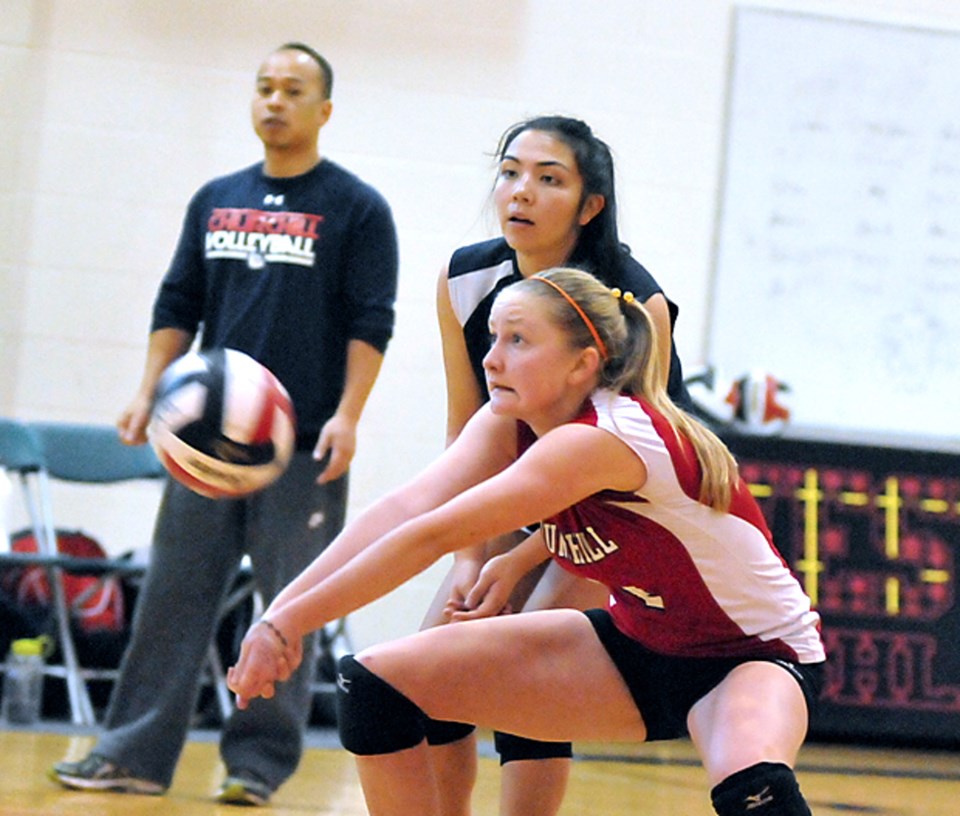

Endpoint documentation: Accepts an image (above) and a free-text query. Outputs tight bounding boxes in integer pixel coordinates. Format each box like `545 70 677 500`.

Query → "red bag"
3 529 125 633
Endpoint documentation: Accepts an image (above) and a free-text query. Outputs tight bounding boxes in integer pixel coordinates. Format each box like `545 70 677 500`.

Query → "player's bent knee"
335 654 426 755
710 762 811 816
424 717 476 746
494 732 573 765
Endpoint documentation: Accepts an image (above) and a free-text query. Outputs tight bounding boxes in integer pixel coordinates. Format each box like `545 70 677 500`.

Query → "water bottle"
1 636 50 725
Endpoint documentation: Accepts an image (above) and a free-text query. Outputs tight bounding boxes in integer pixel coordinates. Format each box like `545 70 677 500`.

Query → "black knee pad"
494 732 573 765
335 654 426 755
424 717 476 746
710 762 811 816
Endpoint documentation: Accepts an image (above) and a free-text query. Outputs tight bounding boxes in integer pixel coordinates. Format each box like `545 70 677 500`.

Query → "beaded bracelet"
258 618 289 649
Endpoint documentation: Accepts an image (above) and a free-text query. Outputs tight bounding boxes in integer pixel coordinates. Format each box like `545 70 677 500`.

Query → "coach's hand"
117 392 153 446
313 414 357 484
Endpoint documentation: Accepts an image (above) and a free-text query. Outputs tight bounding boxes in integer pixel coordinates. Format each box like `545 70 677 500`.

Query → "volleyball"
148 348 296 498
726 370 792 434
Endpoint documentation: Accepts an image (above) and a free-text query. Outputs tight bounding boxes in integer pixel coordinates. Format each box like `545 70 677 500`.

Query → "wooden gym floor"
1 723 958 815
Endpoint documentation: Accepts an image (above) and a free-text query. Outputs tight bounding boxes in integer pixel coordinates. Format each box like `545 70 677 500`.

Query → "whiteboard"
709 6 960 444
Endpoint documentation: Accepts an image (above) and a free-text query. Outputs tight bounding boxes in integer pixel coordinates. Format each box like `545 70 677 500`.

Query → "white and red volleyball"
725 369 792 434
148 348 296 499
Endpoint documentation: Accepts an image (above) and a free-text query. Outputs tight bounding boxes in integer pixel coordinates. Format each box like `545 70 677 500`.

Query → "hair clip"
611 287 622 299
623 291 635 304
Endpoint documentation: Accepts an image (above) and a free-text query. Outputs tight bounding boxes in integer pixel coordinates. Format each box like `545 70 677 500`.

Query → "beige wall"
3 0 960 650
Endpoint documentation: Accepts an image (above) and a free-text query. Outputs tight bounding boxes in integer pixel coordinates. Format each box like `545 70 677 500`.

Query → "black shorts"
584 608 825 741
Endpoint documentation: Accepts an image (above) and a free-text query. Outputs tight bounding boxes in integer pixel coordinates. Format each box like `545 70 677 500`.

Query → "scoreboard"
724 430 960 746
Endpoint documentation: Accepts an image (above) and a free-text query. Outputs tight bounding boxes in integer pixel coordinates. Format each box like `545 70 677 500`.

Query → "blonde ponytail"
525 268 740 512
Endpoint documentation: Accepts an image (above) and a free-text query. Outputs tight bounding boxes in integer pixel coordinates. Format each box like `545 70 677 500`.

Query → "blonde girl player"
228 268 826 816
426 115 696 816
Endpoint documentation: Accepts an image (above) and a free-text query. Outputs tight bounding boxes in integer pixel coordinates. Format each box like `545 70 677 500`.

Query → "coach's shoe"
48 753 166 795
214 771 273 806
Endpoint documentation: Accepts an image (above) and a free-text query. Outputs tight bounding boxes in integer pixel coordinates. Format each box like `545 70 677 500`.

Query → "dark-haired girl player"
427 115 695 815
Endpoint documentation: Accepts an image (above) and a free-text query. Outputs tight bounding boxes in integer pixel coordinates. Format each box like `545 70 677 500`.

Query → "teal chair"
0 419 163 725
1 418 343 728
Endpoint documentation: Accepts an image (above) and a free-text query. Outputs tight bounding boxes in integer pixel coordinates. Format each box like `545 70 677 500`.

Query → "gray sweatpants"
95 451 347 789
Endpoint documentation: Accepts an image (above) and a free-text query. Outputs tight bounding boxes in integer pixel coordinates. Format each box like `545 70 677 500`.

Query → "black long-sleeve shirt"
152 159 399 443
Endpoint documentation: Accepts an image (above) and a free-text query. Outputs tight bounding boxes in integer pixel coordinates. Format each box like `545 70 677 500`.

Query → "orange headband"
532 276 608 360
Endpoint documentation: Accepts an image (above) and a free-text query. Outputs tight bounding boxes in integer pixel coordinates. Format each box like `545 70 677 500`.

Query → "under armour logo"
263 193 285 206
336 673 351 694
744 785 773 810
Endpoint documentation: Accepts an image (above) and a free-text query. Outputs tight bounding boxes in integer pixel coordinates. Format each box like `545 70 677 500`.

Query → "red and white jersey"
529 390 825 664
